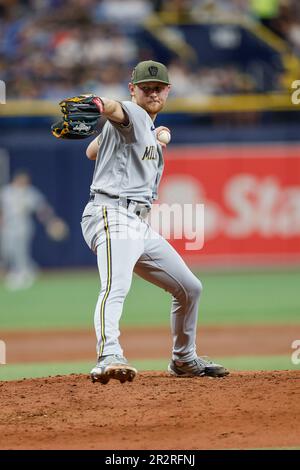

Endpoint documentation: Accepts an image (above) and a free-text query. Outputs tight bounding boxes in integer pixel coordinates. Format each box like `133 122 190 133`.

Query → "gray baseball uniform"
81 101 202 361
0 184 46 285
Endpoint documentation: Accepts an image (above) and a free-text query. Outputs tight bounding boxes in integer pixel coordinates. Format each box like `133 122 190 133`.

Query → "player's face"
129 82 170 116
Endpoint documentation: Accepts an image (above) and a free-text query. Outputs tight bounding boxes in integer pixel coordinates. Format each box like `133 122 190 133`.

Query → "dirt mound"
0 370 299 450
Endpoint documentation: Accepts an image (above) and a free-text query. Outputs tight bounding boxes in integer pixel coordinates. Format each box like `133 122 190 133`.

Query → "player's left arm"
99 98 129 126
33 190 69 241
86 135 101 160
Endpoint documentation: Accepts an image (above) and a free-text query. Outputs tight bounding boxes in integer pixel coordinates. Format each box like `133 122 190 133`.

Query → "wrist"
92 96 105 114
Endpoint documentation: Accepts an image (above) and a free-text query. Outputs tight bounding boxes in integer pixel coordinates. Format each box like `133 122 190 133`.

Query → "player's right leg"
90 241 138 383
83 205 142 383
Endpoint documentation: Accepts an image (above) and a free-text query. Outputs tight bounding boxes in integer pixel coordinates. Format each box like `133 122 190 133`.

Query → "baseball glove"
51 94 104 139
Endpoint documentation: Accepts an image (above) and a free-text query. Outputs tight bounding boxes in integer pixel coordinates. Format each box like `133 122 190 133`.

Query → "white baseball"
157 129 171 145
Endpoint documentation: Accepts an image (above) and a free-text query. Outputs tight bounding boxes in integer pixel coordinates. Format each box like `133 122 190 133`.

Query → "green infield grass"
0 269 300 330
0 355 299 381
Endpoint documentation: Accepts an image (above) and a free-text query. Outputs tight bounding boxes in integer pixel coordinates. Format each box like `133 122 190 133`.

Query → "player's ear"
128 83 135 97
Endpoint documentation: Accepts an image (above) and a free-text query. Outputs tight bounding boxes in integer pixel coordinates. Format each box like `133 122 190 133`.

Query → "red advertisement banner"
155 144 300 266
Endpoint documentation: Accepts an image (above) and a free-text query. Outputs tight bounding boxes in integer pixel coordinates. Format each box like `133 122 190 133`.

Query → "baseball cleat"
90 355 137 384
168 356 229 378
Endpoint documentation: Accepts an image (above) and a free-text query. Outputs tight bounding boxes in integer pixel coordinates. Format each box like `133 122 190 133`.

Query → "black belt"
89 193 131 207
89 193 118 201
89 193 150 218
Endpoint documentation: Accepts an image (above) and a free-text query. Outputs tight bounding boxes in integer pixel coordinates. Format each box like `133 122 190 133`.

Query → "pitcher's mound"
1 370 299 449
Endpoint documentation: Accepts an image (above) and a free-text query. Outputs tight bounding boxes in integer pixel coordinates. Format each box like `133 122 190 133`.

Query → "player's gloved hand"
51 94 104 139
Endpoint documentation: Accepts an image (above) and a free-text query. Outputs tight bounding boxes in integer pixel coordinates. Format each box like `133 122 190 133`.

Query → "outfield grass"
0 269 300 330
0 355 299 381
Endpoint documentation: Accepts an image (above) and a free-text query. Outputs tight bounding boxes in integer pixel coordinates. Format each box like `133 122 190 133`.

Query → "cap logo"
148 66 158 77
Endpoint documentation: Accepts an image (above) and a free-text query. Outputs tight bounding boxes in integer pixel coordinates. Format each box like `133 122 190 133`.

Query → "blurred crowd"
0 0 299 100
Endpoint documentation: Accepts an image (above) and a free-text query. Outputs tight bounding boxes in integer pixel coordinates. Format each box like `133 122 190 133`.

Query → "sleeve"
108 101 146 144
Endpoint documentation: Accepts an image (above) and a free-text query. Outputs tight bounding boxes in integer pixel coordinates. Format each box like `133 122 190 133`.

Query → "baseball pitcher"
52 60 229 384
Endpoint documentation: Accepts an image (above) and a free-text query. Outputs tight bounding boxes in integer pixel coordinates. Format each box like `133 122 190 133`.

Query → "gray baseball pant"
81 200 202 362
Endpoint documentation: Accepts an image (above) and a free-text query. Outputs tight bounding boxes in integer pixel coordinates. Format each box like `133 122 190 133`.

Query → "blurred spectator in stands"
157 0 194 21
250 0 281 31
248 0 300 57
93 0 153 23
152 0 164 13
1 0 299 100
168 59 202 96
191 0 250 20
51 27 83 68
279 0 300 54
288 20 300 54
81 62 129 100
